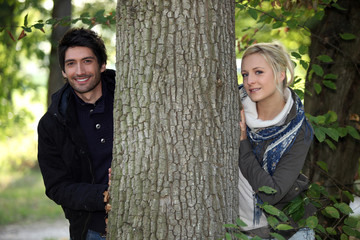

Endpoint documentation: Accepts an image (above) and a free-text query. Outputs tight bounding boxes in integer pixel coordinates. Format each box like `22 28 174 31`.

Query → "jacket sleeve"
239 122 312 205
37 113 108 212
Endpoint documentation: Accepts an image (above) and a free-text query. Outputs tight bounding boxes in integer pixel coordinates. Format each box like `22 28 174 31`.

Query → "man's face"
62 46 106 103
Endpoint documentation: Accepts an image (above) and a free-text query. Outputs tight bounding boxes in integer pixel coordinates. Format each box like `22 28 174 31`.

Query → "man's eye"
66 62 74 67
84 59 92 64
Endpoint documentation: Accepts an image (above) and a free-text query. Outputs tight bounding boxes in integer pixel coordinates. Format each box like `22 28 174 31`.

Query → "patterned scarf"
239 85 307 224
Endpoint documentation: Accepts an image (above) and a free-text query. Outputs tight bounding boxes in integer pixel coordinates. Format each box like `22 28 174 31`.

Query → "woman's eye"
242 73 248 78
255 71 263 74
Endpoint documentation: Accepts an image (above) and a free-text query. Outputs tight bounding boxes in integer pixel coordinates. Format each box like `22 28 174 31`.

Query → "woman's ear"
278 71 286 83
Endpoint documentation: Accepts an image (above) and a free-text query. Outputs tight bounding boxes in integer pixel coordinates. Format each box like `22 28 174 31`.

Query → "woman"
238 42 315 239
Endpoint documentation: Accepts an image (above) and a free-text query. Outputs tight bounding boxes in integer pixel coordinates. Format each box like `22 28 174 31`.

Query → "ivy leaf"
312 64 324 76
323 80 337 90
325 139 336 150
300 60 309 70
340 233 349 240
332 3 347 11
247 8 258 20
340 33 356 40
334 202 353 215
225 232 232 240
269 233 286 240
344 217 358 228
316 160 329 172
342 191 354 202
272 21 283 29
326 227 337 235
342 225 359 237
306 216 318 229
314 83 322 94
314 127 326 142
236 218 248 227
266 216 279 228
291 52 302 59
24 14 29 27
276 224 293 231
258 186 277 194
317 55 333 63
299 45 308 55
321 127 339 142
346 126 360 140
223 223 238 229
263 205 281 216
324 206 340 219
286 19 297 29
324 73 338 80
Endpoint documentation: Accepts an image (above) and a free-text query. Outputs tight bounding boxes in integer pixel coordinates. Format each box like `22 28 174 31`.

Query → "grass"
0 167 64 225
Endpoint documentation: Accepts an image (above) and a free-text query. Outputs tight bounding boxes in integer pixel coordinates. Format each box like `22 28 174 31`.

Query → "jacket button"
96 123 101 129
101 138 105 143
295 187 299 191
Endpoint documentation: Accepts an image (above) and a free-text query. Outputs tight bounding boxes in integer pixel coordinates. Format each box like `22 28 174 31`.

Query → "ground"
0 218 69 240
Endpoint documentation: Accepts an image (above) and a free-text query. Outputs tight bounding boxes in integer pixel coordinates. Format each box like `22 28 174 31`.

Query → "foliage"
227 0 360 239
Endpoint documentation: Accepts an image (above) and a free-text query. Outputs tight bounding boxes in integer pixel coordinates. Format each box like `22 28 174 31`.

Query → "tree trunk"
47 0 72 106
108 0 239 239
304 0 360 193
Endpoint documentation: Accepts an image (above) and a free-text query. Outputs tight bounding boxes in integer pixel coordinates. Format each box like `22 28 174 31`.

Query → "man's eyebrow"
64 56 96 63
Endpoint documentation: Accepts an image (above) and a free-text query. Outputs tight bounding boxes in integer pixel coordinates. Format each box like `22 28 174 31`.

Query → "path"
0 218 69 240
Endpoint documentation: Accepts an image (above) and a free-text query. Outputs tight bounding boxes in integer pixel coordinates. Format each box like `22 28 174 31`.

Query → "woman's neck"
256 94 286 121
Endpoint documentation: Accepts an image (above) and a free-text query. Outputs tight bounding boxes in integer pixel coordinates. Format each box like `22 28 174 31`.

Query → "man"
37 28 115 240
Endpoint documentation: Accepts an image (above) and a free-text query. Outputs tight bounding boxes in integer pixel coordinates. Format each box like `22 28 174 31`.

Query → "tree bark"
108 0 239 239
47 0 72 106
304 0 360 193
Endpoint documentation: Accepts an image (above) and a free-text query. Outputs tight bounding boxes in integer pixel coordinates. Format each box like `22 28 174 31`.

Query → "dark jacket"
239 89 315 238
37 69 115 240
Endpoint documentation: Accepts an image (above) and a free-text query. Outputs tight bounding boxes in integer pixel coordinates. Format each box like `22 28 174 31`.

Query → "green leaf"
324 73 338 80
346 126 360 140
269 232 286 240
314 127 326 142
276 224 293 231
223 223 238 229
300 60 309 70
291 52 302 59
266 216 279 228
326 111 338 123
323 80 337 90
317 55 333 63
334 202 353 215
325 139 336 150
324 206 340 219
258 186 277 194
247 8 258 20
316 224 326 233
340 33 356 40
286 19 297 29
321 127 339 141
24 14 29 27
316 160 328 172
306 216 318 229
337 127 347 137
314 83 322 94
344 217 358 228
312 64 324 76
263 205 281 216
326 227 337 235
340 233 349 240
332 3 347 11
272 21 283 29
299 45 308 55
342 191 354 202
225 232 232 240
236 218 248 227
342 225 358 237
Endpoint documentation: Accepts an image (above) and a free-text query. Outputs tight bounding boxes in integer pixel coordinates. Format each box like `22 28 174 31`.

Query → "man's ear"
100 63 106 73
62 70 67 79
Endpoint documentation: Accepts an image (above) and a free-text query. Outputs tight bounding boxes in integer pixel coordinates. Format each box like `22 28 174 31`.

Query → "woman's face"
241 53 284 104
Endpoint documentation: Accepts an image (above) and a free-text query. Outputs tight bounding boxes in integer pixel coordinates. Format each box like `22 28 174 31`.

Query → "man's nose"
76 63 85 75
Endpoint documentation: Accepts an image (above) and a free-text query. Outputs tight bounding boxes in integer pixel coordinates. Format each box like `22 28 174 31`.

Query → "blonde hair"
242 42 294 93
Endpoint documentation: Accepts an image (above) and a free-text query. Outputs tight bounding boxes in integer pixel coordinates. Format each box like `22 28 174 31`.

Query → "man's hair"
58 28 107 71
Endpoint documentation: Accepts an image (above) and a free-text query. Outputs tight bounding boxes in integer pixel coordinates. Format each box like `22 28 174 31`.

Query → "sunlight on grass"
0 169 64 225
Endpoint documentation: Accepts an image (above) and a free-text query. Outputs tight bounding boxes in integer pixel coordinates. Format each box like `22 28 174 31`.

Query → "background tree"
108 1 240 239
47 0 72 106
303 0 360 194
